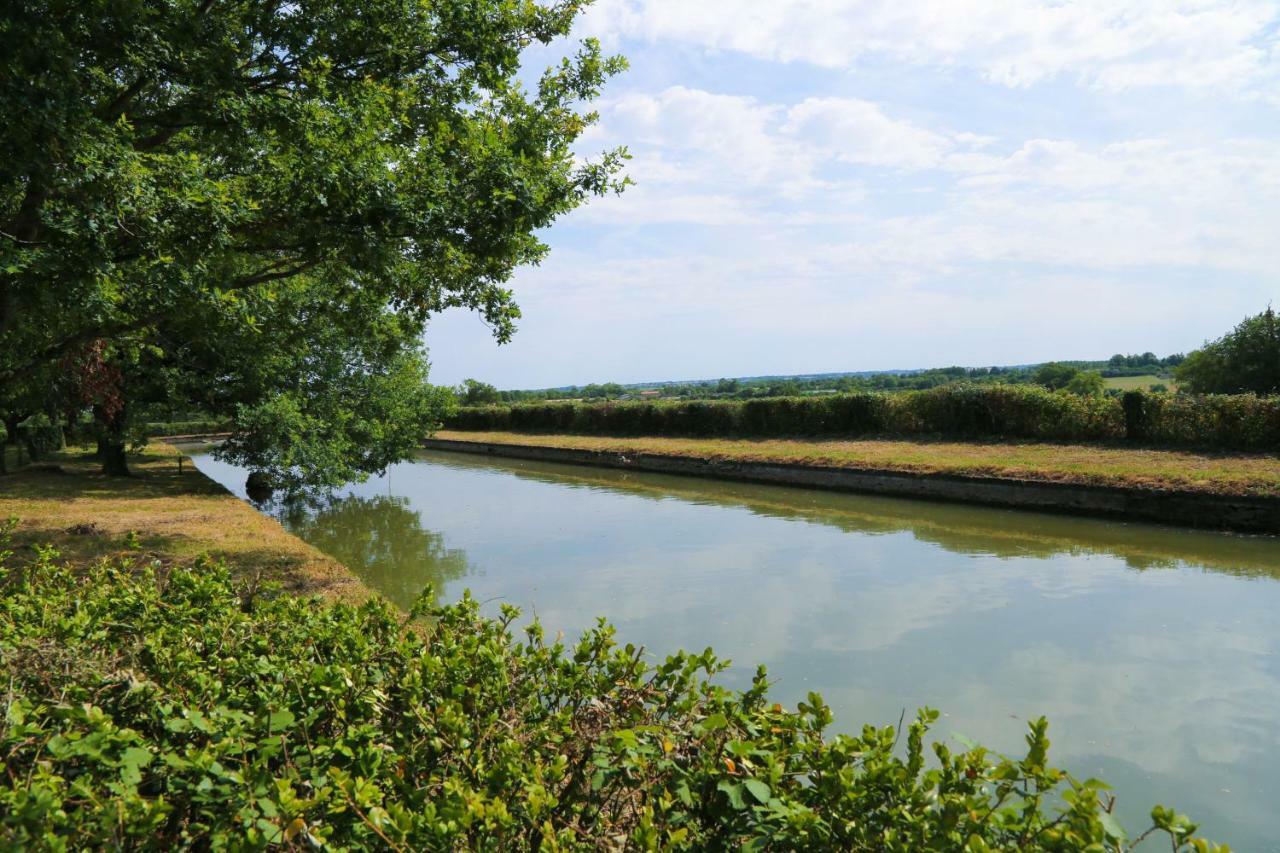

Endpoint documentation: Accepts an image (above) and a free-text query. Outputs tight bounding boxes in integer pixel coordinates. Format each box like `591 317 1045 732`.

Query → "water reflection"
419 450 1280 580
277 494 472 606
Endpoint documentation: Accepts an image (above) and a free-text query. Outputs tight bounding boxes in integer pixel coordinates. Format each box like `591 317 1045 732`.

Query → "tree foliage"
1175 308 1280 395
0 0 626 484
1034 363 1081 391
0 530 1223 850
1065 371 1105 397
457 379 502 406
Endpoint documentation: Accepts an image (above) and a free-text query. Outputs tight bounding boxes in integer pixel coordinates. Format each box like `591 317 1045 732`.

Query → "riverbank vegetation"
0 443 361 601
447 385 1280 452
0 531 1221 850
435 431 1280 497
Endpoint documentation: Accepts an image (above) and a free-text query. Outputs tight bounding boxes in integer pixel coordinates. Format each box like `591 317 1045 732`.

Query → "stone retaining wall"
422 438 1280 534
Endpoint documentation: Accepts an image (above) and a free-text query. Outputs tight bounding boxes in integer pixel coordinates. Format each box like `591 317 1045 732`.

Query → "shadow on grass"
1 445 364 601
0 448 227 501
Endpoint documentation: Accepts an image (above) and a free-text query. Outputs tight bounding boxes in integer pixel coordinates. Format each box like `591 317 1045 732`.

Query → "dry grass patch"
436 430 1280 497
0 442 365 602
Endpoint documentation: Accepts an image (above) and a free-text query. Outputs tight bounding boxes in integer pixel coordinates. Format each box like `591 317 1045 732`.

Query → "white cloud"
600 87 825 195
431 4 1280 387
582 0 1280 97
583 84 1280 273
782 97 956 169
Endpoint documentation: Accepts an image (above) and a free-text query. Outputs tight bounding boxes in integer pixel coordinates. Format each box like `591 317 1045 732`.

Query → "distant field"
1104 374 1176 391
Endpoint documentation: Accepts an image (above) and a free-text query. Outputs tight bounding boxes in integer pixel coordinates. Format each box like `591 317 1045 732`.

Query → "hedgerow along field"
446 385 1280 451
0 524 1223 850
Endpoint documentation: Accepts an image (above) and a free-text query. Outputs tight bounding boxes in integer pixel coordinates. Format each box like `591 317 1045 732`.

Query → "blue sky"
427 0 1280 389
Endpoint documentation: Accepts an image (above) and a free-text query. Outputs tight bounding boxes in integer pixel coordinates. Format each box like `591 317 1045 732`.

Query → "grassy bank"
0 442 364 602
435 430 1280 498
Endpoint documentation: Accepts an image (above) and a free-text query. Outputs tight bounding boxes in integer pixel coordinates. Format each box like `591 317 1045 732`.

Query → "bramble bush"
448 385 1280 451
0 522 1223 850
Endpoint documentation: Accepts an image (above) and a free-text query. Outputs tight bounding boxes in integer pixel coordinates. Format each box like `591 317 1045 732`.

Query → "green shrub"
448 385 1280 450
1124 391 1280 450
0 529 1221 850
448 385 1128 443
14 418 64 458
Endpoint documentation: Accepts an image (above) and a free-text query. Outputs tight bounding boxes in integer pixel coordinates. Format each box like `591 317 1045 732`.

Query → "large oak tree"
0 0 625 484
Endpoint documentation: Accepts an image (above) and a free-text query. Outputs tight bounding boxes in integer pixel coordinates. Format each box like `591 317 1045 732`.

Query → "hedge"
144 420 232 437
447 386 1280 451
1122 391 1280 450
0 528 1219 849
12 421 64 457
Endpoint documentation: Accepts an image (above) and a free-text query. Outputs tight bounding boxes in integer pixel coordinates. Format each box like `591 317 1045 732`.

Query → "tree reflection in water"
275 493 472 610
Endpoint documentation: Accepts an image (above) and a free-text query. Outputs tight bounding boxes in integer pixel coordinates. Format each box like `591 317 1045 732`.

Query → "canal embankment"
427 431 1280 533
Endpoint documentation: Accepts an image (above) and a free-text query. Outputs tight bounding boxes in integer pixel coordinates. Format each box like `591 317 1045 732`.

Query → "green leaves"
2 0 626 487
1176 307 1280 395
0 534 1227 850
743 777 772 804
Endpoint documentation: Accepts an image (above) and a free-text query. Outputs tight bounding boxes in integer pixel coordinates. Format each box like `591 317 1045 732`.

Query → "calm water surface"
194 449 1280 850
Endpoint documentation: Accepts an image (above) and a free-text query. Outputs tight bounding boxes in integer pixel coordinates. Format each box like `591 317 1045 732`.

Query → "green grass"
435 430 1280 497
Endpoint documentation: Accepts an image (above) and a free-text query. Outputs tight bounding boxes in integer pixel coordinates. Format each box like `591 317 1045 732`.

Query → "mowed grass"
1104 374 1177 391
435 430 1280 497
0 442 365 601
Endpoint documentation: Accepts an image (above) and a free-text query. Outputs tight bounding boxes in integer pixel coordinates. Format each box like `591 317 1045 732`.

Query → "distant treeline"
447 385 1280 451
476 353 1183 404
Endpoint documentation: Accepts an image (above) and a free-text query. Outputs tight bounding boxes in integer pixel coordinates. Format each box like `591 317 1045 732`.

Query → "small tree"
1065 370 1105 397
1176 308 1280 395
457 379 501 406
1034 362 1080 390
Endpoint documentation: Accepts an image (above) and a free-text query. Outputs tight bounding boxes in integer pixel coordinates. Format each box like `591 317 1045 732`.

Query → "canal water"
194 449 1280 849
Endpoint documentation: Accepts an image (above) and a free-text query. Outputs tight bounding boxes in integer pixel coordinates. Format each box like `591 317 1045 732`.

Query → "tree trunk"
102 441 129 476
1 414 21 474
95 404 130 477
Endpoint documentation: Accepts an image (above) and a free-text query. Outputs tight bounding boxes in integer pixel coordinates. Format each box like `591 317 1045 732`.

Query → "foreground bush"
1 537 1221 849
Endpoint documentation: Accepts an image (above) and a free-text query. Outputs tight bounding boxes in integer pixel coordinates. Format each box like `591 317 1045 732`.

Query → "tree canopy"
1033 362 1080 391
456 379 501 406
1 0 626 485
1175 308 1280 395
1064 370 1105 397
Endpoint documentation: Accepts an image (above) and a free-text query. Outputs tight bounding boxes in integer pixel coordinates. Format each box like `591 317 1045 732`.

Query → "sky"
427 0 1280 389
